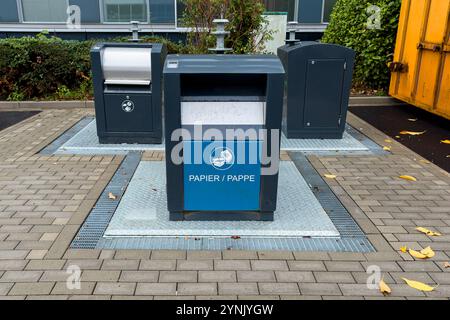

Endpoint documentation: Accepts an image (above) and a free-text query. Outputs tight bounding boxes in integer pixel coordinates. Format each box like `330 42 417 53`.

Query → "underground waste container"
163 55 285 221
91 42 167 144
278 41 355 139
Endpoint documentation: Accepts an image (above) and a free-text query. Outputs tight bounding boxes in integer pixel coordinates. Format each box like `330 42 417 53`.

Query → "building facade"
0 0 337 40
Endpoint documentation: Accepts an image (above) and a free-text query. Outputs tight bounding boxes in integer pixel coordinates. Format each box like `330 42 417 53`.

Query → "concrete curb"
0 97 405 109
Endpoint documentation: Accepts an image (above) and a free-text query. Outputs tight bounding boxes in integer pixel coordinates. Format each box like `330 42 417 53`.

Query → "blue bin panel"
183 140 261 211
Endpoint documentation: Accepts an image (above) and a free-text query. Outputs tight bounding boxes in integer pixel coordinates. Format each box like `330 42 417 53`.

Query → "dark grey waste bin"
91 42 167 144
278 42 355 139
163 55 285 221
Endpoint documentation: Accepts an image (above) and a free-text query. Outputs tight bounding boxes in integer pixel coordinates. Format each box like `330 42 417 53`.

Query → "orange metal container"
389 0 450 120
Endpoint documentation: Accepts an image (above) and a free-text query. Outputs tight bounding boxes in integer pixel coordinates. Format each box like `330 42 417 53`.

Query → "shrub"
181 0 272 54
322 0 401 90
0 33 185 101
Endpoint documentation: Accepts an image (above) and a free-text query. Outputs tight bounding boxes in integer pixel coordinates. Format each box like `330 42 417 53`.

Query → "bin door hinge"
344 62 347 70
338 117 342 126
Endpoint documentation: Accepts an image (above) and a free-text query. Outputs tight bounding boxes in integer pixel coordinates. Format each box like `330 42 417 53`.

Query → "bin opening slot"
180 74 267 98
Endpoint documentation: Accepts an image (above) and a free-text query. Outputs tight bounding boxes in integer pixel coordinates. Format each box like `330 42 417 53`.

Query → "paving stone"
51 282 96 295
198 271 236 283
292 252 330 261
215 260 251 271
101 260 139 270
237 271 276 282
275 271 315 283
398 261 441 272
177 283 217 296
159 271 197 283
140 260 176 271
258 251 294 260
258 283 299 295
94 282 136 295
187 251 222 260
238 295 280 300
324 261 364 272
251 260 288 271
1 271 42 282
299 283 342 296
222 251 258 260
114 250 150 260
64 259 102 270
428 272 450 285
9 283 54 296
0 283 13 295
314 272 355 283
81 270 121 282
26 259 65 270
177 260 213 271
219 283 258 295
119 271 159 282
150 250 186 260
135 283 177 295
288 261 326 271
0 260 28 271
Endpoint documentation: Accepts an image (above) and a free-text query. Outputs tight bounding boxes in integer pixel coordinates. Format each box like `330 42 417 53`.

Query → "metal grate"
70 151 141 249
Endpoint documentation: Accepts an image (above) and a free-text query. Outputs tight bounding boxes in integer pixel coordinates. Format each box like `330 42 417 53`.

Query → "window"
149 0 175 24
21 0 68 22
264 0 296 22
322 0 337 23
103 0 148 23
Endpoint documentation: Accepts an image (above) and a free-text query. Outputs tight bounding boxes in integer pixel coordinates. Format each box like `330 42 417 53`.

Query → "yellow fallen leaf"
108 192 117 200
416 227 442 236
408 249 428 259
399 175 417 181
420 246 435 258
444 262 450 268
447 155 450 158
399 130 426 136
441 139 450 144
379 278 391 295
384 139 393 143
408 118 418 122
324 174 337 179
383 146 392 151
419 159 430 164
402 278 437 292
400 246 407 253
395 135 401 139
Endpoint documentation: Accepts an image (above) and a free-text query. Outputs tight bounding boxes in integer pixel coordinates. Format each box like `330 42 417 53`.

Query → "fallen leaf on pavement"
416 227 442 236
420 246 435 258
399 130 426 136
395 136 401 138
379 278 391 295
400 246 407 253
399 175 417 181
419 159 430 164
408 118 418 122
384 139 393 143
440 140 450 144
383 146 392 151
444 262 450 268
402 278 437 292
324 174 337 179
108 192 117 200
408 249 428 259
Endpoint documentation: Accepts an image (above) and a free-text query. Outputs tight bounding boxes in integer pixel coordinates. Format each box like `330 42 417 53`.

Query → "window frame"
100 0 151 24
321 0 336 24
17 0 70 24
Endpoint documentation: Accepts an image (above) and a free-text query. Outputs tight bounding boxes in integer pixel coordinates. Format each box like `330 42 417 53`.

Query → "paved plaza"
0 108 449 300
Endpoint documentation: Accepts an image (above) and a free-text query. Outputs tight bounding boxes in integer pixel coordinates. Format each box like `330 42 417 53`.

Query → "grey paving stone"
275 271 315 283
177 283 217 295
219 283 258 295
214 260 251 271
1 271 42 283
140 260 176 271
314 271 355 283
101 260 139 270
9 283 55 295
159 271 197 283
177 260 213 271
81 270 121 282
119 271 159 282
94 282 136 295
237 271 276 282
136 283 176 295
51 282 96 295
198 271 236 283
288 261 327 271
299 283 342 296
258 283 299 295
251 260 288 271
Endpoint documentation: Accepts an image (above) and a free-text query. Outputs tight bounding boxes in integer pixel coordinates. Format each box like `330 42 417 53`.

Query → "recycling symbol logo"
121 99 135 112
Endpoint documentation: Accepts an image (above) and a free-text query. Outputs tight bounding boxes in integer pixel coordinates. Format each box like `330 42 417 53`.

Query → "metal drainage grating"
40 117 94 155
70 151 141 249
71 152 375 252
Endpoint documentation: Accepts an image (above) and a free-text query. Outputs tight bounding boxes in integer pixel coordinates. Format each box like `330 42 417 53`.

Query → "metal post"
209 18 232 54
129 21 141 42
285 21 300 45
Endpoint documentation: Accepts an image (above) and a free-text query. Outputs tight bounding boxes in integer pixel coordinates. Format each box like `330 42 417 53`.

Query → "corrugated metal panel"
390 0 450 120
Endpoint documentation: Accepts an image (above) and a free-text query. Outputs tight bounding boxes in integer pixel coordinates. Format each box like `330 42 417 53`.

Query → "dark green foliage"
0 33 185 101
322 0 401 90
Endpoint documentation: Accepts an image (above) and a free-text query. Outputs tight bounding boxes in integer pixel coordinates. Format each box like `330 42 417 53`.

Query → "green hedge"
322 0 401 90
0 34 185 101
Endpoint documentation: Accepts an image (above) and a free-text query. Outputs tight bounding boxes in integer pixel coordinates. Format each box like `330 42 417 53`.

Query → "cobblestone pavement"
0 108 449 300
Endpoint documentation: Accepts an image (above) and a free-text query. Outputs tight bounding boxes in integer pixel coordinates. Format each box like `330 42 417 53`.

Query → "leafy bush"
322 0 401 90
181 0 272 54
0 33 185 101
